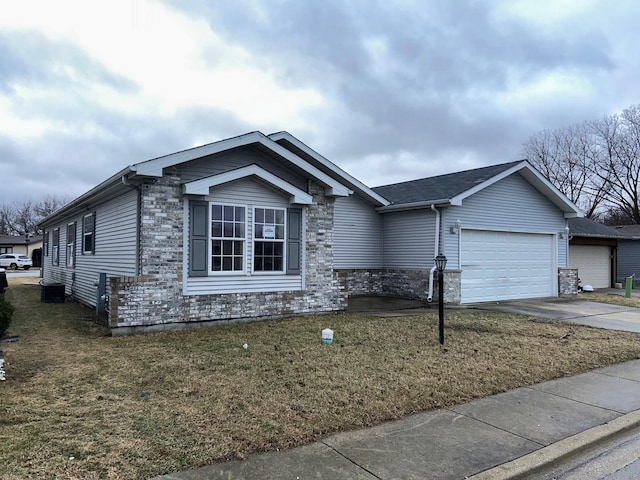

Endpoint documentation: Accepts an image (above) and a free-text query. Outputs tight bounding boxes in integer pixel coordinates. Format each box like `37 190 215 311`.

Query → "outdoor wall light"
434 254 447 345
434 254 448 272
450 219 461 234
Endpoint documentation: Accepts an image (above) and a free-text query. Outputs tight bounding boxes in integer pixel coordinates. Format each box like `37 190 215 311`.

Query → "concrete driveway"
476 298 640 333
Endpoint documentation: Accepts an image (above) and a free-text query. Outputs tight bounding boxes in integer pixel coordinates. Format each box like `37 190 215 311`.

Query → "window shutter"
286 208 302 275
190 200 209 277
72 221 77 267
91 212 96 254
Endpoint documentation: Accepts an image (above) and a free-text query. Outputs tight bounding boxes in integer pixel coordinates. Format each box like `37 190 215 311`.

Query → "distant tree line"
0 197 67 236
522 104 640 225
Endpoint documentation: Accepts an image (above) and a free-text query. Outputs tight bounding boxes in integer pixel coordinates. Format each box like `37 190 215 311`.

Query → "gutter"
121 175 142 276
427 204 440 302
376 199 451 213
39 166 134 227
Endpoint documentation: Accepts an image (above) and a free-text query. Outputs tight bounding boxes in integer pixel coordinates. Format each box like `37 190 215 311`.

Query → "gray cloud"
162 0 624 183
0 30 136 94
2 0 640 203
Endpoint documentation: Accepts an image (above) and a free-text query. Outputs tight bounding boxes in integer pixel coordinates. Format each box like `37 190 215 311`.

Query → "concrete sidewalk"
153 359 640 480
475 298 640 333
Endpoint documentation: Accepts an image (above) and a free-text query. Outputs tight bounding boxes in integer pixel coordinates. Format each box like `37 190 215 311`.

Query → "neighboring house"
0 235 43 261
612 225 640 282
39 131 583 334
567 218 623 288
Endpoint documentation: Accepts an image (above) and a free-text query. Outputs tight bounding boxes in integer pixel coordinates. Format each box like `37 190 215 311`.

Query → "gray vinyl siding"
442 173 566 269
178 146 307 192
334 195 383 268
42 190 138 307
382 209 437 270
184 177 303 294
617 240 640 281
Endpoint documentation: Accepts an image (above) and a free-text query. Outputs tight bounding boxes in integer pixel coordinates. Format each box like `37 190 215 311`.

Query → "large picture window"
253 207 285 272
211 204 245 272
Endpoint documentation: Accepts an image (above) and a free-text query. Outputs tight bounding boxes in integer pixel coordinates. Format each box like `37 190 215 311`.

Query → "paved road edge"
467 409 640 480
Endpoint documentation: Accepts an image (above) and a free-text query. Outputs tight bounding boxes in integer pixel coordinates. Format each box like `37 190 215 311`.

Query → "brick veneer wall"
108 177 344 333
558 267 578 297
336 268 462 305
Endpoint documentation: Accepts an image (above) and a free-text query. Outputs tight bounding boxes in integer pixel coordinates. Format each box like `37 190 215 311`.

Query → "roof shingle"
372 161 522 205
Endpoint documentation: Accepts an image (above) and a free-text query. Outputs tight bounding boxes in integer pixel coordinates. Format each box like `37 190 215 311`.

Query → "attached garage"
569 245 611 288
569 244 613 288
461 230 556 303
567 218 621 290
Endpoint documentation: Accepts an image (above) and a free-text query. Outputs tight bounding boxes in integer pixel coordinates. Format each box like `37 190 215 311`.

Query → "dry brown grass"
2 278 640 479
579 291 640 308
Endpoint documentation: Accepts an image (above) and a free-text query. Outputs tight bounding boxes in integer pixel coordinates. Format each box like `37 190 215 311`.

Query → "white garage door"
569 245 611 289
461 230 556 303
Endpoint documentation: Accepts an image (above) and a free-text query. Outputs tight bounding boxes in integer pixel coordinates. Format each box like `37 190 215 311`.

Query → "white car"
0 254 33 270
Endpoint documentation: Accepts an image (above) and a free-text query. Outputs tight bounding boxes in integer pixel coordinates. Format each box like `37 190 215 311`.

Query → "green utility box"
625 276 634 298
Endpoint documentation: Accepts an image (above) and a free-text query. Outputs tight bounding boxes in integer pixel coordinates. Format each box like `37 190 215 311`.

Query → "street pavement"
2 268 41 279
154 353 640 479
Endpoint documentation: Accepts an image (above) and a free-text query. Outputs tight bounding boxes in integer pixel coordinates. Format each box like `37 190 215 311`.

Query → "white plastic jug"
321 328 334 345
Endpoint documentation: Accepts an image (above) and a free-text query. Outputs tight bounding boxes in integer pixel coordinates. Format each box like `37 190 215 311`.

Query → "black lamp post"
25 234 30 256
434 254 448 345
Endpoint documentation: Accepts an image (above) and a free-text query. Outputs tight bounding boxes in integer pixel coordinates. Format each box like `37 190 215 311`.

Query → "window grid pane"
253 207 285 272
211 204 245 272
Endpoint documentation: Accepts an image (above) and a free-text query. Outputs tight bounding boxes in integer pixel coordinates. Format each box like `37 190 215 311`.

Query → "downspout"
121 175 142 276
427 204 440 302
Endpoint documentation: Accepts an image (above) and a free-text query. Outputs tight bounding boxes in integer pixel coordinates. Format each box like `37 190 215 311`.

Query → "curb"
467 409 640 480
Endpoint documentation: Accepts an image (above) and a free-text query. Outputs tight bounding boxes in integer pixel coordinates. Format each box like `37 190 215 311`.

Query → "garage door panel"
569 245 610 289
461 230 555 303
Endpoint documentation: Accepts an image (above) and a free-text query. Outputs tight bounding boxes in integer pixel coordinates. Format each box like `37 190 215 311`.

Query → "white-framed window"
52 228 60 266
82 213 95 254
189 200 301 278
210 204 246 272
253 207 285 272
66 222 76 267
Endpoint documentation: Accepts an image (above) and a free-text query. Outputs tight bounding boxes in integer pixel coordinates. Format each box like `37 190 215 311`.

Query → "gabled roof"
268 131 389 207
373 160 583 217
373 161 521 205
183 164 313 204
568 217 626 238
40 131 359 226
133 131 351 197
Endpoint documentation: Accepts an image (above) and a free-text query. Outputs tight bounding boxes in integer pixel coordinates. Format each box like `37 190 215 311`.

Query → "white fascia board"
269 131 390 206
261 136 351 197
183 165 314 205
449 161 584 216
132 131 265 177
39 166 134 227
376 199 451 212
132 130 350 197
449 162 529 206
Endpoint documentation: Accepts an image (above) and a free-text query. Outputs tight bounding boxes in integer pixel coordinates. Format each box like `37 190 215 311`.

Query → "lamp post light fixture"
434 254 448 345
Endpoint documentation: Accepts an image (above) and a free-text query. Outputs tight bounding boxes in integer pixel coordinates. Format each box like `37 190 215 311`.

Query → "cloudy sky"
1 0 639 204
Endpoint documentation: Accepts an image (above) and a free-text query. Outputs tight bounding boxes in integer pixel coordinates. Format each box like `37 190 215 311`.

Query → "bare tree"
522 123 607 218
590 105 640 223
523 104 640 222
0 196 67 236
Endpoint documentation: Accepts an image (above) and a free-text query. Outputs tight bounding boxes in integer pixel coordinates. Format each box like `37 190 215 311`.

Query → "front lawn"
2 278 640 479
579 291 640 308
